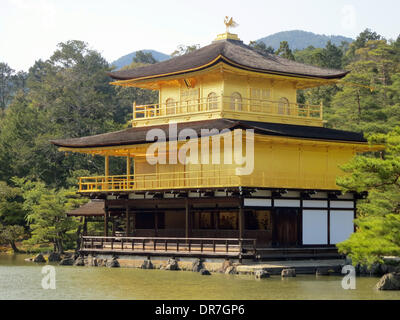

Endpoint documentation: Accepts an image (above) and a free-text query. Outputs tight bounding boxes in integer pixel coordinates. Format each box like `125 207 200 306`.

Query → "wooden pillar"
104 209 109 237
105 155 109 176
105 155 110 190
214 211 219 230
83 217 87 236
185 199 191 239
112 216 116 236
126 155 131 189
125 204 130 237
154 211 158 237
238 198 244 239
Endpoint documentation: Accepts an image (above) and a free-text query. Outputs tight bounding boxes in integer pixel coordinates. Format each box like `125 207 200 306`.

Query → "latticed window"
278 97 290 115
230 92 242 111
166 98 176 115
180 87 199 112
250 88 271 112
207 92 218 110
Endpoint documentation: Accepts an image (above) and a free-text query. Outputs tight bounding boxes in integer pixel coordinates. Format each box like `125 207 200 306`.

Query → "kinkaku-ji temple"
51 24 379 261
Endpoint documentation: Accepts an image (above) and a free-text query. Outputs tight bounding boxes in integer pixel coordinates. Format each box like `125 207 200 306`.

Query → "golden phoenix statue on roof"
224 16 239 33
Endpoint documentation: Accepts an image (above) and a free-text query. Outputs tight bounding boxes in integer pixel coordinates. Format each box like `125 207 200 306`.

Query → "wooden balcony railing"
81 236 257 258
78 169 241 192
78 170 337 193
132 96 322 121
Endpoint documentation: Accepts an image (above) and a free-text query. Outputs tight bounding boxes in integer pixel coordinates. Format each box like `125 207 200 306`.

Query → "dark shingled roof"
108 39 349 81
67 200 105 216
51 119 366 149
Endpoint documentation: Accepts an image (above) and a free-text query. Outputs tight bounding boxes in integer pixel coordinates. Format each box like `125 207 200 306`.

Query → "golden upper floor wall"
132 66 324 128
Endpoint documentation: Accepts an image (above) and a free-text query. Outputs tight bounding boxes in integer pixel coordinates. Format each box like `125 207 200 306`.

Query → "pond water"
0 254 399 300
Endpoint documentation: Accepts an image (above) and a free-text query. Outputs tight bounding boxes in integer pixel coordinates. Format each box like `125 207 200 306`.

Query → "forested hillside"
0 29 399 262
111 49 170 70
257 30 354 50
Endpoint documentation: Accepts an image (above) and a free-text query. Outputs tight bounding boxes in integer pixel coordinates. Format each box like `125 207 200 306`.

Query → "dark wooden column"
185 199 191 239
112 216 116 236
154 211 158 237
83 217 87 236
238 197 244 239
125 204 130 237
104 208 109 237
132 212 136 235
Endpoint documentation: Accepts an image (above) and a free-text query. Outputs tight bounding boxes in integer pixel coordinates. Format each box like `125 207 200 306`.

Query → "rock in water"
164 258 179 271
281 268 296 277
59 257 74 266
87 255 98 267
255 269 270 279
73 256 85 266
220 259 232 273
141 259 154 269
376 273 400 290
200 269 211 276
48 252 61 262
33 253 46 263
225 266 237 275
106 257 120 268
97 258 106 267
192 258 203 272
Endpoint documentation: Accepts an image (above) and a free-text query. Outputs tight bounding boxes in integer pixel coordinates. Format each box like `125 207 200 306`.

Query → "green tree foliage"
115 50 159 125
16 178 86 253
348 28 381 58
0 62 27 112
0 41 135 187
249 41 275 54
171 44 200 57
336 128 400 265
0 181 26 227
327 39 400 133
275 41 295 60
0 224 25 253
133 50 157 64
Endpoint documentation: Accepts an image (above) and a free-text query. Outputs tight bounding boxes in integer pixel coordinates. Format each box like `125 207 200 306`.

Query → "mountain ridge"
257 30 354 51
111 30 355 69
111 49 170 70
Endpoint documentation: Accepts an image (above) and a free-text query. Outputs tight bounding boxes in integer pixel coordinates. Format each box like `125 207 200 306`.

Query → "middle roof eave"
50 119 367 150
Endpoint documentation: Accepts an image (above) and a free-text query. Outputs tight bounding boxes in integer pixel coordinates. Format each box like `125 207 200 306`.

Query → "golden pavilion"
52 27 375 260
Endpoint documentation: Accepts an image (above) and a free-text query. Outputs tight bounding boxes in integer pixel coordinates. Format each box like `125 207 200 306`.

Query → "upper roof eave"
107 39 349 83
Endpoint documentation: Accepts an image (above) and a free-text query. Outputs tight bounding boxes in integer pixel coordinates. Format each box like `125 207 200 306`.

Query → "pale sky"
1 0 399 71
